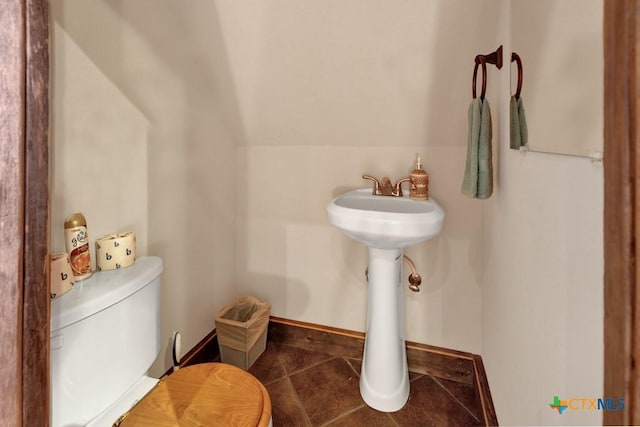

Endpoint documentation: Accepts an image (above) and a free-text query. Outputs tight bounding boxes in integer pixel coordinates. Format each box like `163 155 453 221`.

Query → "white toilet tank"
50 256 163 427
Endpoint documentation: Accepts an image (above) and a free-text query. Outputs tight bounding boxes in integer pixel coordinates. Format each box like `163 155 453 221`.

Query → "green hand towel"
462 98 493 199
510 95 528 149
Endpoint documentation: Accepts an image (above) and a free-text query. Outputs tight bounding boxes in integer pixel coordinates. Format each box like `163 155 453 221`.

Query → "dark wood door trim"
23 0 50 425
0 1 49 426
0 1 27 425
603 0 640 425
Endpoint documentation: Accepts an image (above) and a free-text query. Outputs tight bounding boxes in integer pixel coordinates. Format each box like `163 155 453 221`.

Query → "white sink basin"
327 188 445 249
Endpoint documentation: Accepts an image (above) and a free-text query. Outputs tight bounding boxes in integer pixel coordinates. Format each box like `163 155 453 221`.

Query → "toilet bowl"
50 256 272 426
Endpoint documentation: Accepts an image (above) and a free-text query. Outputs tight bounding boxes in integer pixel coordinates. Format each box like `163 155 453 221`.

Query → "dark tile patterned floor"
185 321 491 426
247 327 485 426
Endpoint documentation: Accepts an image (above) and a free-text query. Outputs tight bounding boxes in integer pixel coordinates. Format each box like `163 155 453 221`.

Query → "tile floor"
248 341 483 426
189 321 492 426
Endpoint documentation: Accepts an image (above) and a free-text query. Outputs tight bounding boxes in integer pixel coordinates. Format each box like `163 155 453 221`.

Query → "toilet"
50 256 272 426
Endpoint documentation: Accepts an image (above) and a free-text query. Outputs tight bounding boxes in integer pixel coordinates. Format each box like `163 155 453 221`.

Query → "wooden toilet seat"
116 363 271 427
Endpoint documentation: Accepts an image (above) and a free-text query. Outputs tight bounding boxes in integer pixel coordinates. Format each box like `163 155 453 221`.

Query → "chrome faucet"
362 175 410 197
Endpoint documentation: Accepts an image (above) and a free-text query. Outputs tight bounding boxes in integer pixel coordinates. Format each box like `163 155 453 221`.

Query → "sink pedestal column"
360 248 409 412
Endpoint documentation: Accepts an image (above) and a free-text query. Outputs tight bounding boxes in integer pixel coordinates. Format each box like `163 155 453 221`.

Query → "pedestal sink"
326 188 445 412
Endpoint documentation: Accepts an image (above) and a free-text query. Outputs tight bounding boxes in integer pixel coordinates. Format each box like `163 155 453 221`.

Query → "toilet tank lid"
51 256 163 332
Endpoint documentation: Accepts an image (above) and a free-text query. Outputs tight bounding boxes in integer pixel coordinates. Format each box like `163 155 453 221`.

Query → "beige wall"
481 1 604 425
483 154 603 426
50 1 604 425
222 0 499 352
51 1 239 376
50 22 149 264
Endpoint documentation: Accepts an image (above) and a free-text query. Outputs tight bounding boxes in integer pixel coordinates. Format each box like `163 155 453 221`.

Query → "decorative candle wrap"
95 231 136 271
50 253 75 299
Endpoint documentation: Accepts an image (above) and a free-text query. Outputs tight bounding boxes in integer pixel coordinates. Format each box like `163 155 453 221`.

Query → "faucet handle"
393 177 410 197
362 175 382 195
